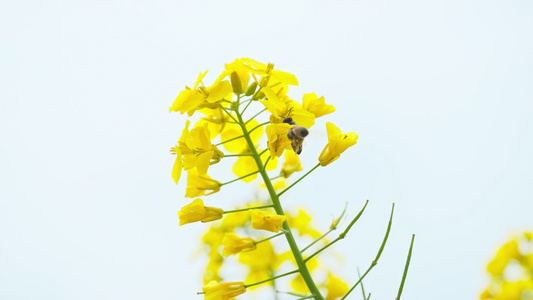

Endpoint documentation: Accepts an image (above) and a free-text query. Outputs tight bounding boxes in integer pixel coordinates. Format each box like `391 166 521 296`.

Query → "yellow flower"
170 146 183 184
178 121 224 176
265 123 292 158
169 71 233 116
319 122 358 166
169 71 207 116
250 209 286 232
302 93 335 118
178 199 223 225
240 58 299 86
260 87 315 128
185 169 221 198
325 273 349 300
196 107 231 140
280 150 303 178
222 233 256 256
202 281 246 300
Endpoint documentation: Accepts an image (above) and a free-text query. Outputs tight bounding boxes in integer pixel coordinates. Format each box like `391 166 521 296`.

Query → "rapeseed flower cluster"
169 59 414 299
481 232 533 300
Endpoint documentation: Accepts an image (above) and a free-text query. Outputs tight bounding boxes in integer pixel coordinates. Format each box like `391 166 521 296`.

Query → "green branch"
341 203 395 300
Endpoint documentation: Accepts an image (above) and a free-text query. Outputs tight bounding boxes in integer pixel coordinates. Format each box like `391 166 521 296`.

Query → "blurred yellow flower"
325 273 349 300
280 150 303 178
250 209 286 232
222 233 256 256
220 120 263 154
482 232 533 300
302 93 335 118
487 240 520 276
178 199 223 226
185 169 221 198
202 281 246 300
319 122 358 166
232 150 277 183
287 209 322 239
239 241 281 290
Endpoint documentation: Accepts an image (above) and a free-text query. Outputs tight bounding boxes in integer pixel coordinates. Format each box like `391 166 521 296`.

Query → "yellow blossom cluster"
481 232 533 300
168 58 386 300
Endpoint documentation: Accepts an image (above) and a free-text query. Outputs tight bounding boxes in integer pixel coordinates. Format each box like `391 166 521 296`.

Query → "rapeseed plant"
170 58 415 299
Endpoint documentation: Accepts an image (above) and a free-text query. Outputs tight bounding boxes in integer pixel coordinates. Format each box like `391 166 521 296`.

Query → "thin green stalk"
269 174 285 181
304 200 369 262
248 121 270 134
255 232 284 244
235 108 324 300
215 134 244 146
278 163 320 197
223 153 254 157
301 229 333 253
301 203 348 253
245 108 267 125
240 98 253 114
220 171 259 186
396 234 415 300
220 105 240 124
244 270 299 288
223 204 273 214
357 267 368 300
341 203 395 300
263 156 271 170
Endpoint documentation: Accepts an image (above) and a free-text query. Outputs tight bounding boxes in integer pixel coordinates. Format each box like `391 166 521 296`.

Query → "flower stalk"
234 100 325 300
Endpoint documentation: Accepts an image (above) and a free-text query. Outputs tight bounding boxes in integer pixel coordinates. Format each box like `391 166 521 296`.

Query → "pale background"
1 1 532 299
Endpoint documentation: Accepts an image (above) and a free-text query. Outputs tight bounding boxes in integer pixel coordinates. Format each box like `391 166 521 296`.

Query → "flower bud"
230 71 242 94
245 81 258 96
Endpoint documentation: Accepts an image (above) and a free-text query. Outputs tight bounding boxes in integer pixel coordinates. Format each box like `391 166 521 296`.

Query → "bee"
283 117 309 155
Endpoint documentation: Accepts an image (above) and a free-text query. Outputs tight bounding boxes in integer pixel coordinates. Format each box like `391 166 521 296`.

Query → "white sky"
1 1 532 299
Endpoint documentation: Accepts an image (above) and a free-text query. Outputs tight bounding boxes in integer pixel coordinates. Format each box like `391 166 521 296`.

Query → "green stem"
304 200 369 262
396 234 415 300
244 270 299 288
341 203 395 300
255 232 284 244
235 107 324 300
278 163 320 197
220 171 259 186
223 205 273 214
